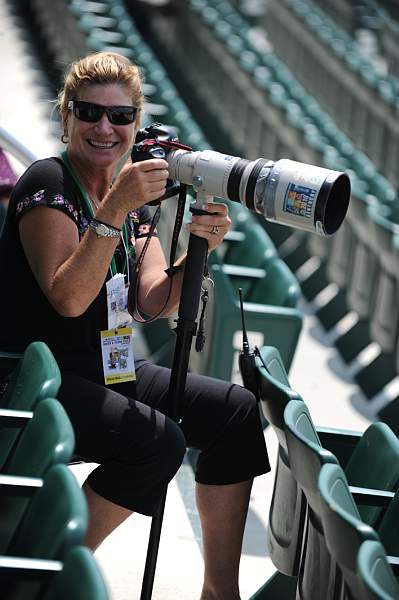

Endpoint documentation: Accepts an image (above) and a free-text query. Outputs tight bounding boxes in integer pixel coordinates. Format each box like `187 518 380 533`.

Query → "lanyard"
61 151 129 279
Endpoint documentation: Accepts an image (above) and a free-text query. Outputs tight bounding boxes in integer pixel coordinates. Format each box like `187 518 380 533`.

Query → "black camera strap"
165 183 188 277
128 182 189 324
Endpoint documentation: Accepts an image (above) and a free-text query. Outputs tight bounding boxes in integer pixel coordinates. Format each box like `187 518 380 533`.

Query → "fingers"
114 159 170 208
136 158 169 172
186 202 231 251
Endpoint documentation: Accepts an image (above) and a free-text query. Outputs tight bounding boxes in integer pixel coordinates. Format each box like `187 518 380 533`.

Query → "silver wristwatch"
89 219 121 239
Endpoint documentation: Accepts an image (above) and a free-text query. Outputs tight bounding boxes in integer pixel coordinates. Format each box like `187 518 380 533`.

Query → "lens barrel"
166 149 351 236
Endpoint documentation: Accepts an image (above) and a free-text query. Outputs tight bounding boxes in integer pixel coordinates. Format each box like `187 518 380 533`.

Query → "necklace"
90 197 100 212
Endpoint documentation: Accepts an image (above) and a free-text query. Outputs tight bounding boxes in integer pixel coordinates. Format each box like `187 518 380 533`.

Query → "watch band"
89 218 122 239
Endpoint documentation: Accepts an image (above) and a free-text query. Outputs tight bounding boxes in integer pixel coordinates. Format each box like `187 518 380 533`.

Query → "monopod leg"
140 232 209 599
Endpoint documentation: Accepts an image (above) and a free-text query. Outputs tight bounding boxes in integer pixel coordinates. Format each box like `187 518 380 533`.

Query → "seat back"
0 399 75 553
357 540 399 600
0 342 61 470
1 342 61 411
377 488 399 557
223 220 277 268
256 350 306 576
42 546 109 600
249 259 301 308
318 463 379 599
257 345 291 387
4 464 88 600
7 463 88 557
284 399 338 514
344 422 399 527
284 400 341 597
256 346 302 449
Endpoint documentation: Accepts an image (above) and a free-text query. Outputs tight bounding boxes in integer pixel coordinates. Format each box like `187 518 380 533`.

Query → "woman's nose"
94 113 114 133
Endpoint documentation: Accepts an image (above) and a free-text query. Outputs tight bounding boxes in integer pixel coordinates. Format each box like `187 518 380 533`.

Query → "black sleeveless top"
0 157 153 364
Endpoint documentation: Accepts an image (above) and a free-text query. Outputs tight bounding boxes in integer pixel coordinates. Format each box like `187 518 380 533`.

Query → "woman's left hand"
186 202 231 252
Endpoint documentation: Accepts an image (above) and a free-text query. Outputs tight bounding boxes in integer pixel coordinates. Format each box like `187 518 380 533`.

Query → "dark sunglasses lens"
108 107 136 125
74 102 103 123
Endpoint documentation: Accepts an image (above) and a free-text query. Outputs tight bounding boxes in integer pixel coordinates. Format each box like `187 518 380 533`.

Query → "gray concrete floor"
0 1 385 598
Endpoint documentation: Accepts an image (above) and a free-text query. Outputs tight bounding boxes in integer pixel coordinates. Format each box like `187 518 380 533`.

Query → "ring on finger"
210 225 219 235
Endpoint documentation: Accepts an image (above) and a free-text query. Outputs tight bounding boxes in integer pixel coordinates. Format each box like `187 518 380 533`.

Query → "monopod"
140 196 211 600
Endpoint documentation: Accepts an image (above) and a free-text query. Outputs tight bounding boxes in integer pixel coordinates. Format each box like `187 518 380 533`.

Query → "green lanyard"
61 151 129 277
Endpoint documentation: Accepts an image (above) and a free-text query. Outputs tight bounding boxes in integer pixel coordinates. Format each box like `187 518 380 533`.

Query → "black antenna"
239 288 250 355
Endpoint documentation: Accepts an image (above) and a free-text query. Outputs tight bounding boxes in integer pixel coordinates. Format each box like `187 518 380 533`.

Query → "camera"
132 123 351 236
131 123 181 205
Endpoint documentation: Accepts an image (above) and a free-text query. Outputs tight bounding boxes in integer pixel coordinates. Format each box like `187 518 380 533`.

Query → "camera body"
131 123 181 205
132 123 351 236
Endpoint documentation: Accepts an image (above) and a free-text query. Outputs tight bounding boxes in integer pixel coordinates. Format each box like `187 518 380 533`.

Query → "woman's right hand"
105 158 169 215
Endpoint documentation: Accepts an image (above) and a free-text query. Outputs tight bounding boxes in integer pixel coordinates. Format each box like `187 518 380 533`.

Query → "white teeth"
88 140 116 148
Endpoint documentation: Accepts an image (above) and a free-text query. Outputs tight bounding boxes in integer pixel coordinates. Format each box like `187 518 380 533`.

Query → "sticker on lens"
283 183 316 219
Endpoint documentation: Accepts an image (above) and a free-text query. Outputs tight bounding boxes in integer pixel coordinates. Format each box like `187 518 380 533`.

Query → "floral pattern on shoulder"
14 189 93 236
16 189 80 221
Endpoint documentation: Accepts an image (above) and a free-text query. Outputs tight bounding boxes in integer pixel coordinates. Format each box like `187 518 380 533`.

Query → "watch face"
97 223 108 236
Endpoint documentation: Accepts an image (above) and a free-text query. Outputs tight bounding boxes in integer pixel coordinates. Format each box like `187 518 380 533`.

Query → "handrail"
0 126 37 167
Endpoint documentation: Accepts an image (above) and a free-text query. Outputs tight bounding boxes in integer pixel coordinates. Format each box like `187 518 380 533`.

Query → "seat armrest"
223 231 245 243
0 408 33 428
349 486 394 507
0 474 42 497
0 352 22 370
317 427 362 468
221 264 266 279
387 556 399 575
0 555 62 580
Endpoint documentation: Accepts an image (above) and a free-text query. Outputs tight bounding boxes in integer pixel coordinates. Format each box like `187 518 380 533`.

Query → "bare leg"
196 479 253 600
83 482 133 551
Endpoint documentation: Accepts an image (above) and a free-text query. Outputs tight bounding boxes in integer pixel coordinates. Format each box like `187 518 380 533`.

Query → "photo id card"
100 327 136 385
106 273 132 330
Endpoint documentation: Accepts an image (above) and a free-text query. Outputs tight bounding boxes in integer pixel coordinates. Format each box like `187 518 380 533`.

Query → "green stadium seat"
333 194 378 363
254 348 305 589
0 342 61 470
318 464 399 600
248 259 301 307
0 398 75 553
357 540 399 600
0 464 88 599
284 400 399 599
42 546 109 600
220 222 277 268
352 203 399 398
318 463 380 598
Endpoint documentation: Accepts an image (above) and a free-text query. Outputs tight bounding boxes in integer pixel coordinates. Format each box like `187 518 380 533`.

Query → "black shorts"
15 352 271 516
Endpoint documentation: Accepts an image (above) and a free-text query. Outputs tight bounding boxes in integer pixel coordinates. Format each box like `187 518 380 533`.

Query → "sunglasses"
68 99 137 126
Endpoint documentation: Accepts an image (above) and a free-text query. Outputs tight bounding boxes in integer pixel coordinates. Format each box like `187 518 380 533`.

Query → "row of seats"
190 0 398 202
248 345 399 599
250 0 399 188
311 0 399 80
0 341 109 599
290 179 399 424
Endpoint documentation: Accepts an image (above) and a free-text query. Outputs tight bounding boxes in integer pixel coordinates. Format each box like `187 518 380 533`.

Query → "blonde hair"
57 51 144 125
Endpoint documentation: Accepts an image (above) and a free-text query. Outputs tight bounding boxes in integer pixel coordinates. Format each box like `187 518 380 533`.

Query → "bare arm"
19 158 169 317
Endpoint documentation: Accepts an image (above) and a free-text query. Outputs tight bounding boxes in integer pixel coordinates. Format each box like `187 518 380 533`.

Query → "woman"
0 52 270 600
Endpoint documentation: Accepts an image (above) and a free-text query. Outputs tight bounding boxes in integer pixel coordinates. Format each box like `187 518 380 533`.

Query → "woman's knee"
158 415 187 477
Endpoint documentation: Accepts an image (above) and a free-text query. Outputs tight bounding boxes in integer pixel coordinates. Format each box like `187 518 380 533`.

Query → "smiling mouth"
87 140 118 149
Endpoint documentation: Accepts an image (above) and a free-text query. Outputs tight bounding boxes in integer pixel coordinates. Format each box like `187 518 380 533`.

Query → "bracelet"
93 219 122 233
